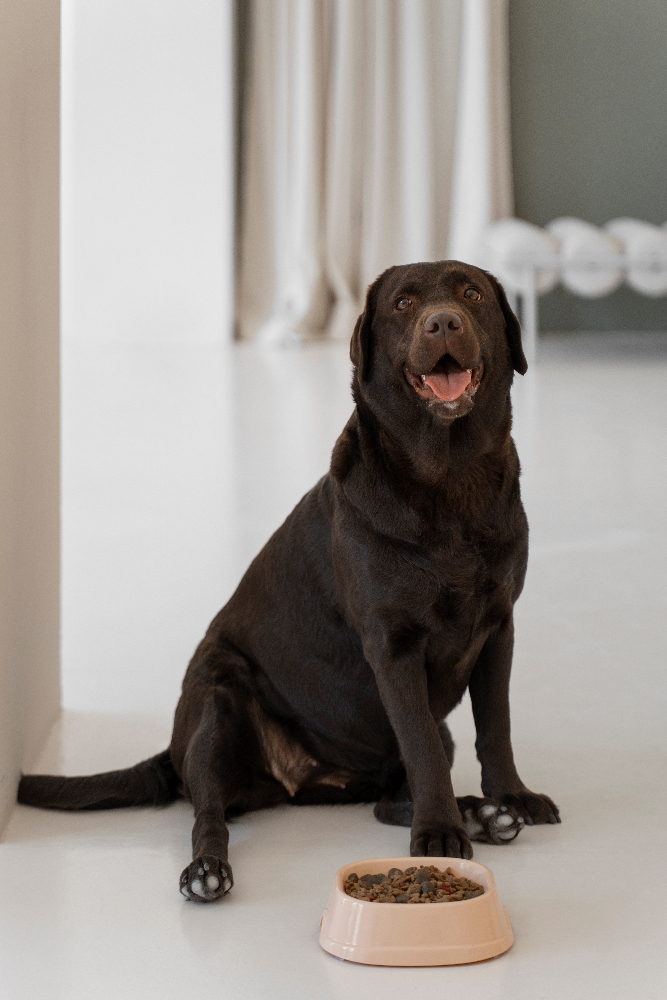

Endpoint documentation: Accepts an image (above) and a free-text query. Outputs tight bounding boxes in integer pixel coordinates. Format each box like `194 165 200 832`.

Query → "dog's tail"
17 749 181 811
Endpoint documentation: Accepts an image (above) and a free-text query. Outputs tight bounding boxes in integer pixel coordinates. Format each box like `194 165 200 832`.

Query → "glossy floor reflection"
2 333 666 999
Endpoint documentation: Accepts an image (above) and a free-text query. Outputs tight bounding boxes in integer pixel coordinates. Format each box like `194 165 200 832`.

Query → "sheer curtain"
236 0 512 343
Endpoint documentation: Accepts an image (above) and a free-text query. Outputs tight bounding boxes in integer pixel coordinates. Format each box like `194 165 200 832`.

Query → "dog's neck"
331 379 518 536
357 377 513 480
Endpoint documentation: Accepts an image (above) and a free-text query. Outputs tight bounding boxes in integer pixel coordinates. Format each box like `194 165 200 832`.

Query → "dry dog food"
343 865 485 903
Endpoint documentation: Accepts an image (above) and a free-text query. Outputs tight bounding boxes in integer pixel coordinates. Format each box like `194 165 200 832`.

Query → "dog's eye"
396 297 412 310
464 288 481 301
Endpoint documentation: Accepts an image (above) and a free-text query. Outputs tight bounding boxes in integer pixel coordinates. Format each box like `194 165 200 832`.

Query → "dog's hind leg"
374 786 525 844
374 721 524 844
437 719 525 844
438 719 525 845
373 778 414 827
457 795 525 844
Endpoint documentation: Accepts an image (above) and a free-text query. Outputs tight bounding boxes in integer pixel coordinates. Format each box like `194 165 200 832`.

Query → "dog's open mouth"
405 355 483 403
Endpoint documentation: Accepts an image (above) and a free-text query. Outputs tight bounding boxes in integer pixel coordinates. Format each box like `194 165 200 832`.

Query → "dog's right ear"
350 268 394 382
350 308 372 382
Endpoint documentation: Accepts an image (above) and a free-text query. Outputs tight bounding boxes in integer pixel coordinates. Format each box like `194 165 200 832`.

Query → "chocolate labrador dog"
19 260 560 902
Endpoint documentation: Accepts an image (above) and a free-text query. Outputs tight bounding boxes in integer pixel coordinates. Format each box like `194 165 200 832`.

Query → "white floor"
2 333 667 999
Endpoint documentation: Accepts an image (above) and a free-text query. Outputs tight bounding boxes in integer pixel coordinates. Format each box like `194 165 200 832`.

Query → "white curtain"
448 0 514 265
237 0 512 343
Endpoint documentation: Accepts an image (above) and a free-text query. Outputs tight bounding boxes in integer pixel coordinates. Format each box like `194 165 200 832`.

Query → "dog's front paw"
180 855 233 902
500 791 560 826
458 795 525 844
410 825 473 859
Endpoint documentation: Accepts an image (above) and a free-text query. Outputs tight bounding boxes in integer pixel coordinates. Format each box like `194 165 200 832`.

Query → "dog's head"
350 261 526 423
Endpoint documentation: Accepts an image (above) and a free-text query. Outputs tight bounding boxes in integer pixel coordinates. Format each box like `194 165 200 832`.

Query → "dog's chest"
428 525 514 600
418 529 517 657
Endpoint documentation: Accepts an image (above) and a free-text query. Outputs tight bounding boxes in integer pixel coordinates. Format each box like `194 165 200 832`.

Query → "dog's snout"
424 310 462 336
410 306 480 374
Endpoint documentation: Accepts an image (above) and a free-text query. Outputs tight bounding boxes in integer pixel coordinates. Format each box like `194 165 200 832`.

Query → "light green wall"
510 0 667 331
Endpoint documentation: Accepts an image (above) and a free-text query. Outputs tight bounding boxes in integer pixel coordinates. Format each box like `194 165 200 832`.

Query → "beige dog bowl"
319 857 513 966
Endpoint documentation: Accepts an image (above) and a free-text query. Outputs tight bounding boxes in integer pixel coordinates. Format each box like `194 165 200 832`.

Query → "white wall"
0 0 61 832
61 0 234 347
59 1 235 716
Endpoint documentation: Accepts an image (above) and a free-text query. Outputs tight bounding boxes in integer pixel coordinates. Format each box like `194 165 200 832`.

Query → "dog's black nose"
424 311 462 336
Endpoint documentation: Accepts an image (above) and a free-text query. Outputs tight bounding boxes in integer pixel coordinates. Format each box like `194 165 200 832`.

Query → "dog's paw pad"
180 856 232 902
462 809 484 837
460 797 524 845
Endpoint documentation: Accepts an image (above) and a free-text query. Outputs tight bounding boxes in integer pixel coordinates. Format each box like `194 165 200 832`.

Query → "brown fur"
19 261 560 902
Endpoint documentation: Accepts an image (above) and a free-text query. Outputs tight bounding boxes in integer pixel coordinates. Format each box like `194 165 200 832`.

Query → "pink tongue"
423 370 471 401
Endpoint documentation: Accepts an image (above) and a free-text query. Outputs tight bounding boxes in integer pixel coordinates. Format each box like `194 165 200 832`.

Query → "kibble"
343 865 484 903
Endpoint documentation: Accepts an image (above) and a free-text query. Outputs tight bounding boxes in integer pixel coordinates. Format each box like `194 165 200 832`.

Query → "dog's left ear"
485 271 528 375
